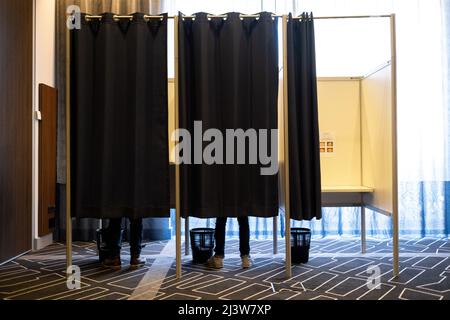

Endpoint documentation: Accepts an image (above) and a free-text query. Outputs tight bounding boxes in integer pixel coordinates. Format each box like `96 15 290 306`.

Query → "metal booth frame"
66 13 399 281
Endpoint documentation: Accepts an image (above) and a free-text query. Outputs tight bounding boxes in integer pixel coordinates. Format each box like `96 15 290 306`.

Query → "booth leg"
361 206 366 254
174 15 182 280
282 15 292 279
176 214 182 279
185 218 190 256
65 25 73 278
273 217 278 255
285 217 292 278
392 214 399 277
390 13 400 278
66 217 73 276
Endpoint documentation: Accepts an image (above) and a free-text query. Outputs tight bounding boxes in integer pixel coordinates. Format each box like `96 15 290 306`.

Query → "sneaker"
241 255 252 269
206 255 224 269
130 256 146 270
102 256 122 271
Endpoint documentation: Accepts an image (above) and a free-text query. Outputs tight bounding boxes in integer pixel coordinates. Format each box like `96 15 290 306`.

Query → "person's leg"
107 218 123 257
207 218 227 269
129 218 143 257
214 218 228 257
238 217 252 268
237 217 250 257
129 218 145 269
103 218 123 270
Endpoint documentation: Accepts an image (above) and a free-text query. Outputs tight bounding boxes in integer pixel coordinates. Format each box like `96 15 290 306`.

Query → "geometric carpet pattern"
1 237 450 300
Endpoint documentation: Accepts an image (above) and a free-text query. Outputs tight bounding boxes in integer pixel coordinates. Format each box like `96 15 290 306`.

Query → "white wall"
35 0 56 88
314 18 391 77
32 0 56 249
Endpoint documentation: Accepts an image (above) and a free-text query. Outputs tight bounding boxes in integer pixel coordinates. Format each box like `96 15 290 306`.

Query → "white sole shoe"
206 256 224 269
241 255 252 269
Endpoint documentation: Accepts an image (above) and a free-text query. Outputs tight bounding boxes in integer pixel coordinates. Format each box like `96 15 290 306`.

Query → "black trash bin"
96 228 110 262
291 228 311 264
96 228 124 263
190 228 215 264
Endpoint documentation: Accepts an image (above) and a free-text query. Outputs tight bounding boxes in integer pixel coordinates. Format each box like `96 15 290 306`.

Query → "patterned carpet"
1 237 450 300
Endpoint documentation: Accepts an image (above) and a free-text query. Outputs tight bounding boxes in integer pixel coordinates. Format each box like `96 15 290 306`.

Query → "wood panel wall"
39 84 57 237
0 0 33 263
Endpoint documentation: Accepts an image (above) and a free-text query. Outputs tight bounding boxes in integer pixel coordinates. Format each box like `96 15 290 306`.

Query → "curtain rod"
82 14 392 21
312 14 391 20
84 14 281 20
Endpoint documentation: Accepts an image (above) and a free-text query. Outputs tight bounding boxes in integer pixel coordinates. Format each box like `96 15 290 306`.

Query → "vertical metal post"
282 15 292 278
390 14 400 277
185 218 190 255
65 25 73 275
273 217 278 255
361 206 366 254
174 15 182 280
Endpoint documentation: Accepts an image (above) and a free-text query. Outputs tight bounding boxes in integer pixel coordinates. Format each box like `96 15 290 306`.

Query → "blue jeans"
214 217 250 257
108 218 143 257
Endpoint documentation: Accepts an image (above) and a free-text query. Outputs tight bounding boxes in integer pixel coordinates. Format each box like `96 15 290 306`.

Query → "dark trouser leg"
107 218 123 257
214 218 228 257
238 217 250 256
129 218 143 258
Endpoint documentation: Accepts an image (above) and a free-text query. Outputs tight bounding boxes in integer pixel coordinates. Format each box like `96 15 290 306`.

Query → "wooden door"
0 0 33 263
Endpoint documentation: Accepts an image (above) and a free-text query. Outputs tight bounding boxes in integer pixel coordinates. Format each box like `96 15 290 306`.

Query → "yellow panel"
361 65 393 213
318 80 362 186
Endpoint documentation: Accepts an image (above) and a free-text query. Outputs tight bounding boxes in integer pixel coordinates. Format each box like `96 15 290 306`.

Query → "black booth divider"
287 13 322 221
70 13 170 219
69 11 321 221
178 12 280 219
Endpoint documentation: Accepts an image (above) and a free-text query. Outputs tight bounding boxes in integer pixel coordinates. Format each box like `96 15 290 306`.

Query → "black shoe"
102 256 122 271
130 256 146 270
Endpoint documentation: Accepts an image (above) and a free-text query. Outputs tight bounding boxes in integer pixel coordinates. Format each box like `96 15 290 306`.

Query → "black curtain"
71 13 170 219
287 13 322 221
178 12 279 218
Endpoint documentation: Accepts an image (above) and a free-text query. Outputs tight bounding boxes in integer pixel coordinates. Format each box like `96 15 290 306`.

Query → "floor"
1 237 450 300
